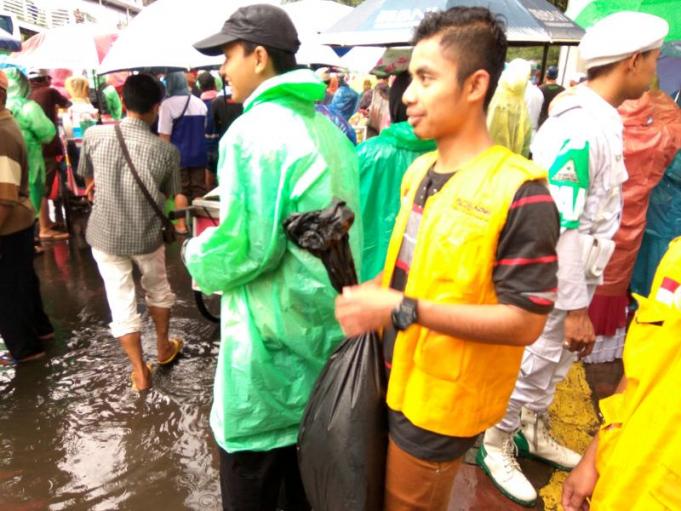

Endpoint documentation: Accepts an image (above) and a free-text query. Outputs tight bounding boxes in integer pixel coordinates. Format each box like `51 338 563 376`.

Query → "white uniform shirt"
531 84 627 310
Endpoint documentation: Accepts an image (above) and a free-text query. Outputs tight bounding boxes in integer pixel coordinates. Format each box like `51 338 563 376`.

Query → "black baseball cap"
194 4 300 56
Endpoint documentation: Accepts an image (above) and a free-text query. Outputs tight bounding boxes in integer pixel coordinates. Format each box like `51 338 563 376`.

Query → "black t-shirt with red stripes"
384 167 560 462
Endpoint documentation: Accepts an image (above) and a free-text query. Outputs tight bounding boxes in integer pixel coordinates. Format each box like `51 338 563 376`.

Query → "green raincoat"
102 84 122 121
184 69 362 453
357 121 435 282
6 68 56 212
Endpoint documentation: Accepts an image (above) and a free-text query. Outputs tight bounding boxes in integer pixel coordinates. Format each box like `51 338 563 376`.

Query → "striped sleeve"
493 180 560 314
0 155 22 205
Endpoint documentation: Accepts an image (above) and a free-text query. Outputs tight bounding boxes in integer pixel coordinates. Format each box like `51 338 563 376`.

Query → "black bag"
284 200 387 511
114 124 176 244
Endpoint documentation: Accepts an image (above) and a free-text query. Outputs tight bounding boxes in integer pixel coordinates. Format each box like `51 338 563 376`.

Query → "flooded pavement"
0 227 624 511
0 236 222 511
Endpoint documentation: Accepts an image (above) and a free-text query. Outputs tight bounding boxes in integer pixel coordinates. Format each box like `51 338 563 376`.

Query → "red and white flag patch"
655 277 680 306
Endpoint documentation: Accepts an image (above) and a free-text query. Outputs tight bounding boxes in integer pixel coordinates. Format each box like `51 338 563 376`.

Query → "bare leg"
174 193 189 233
119 331 151 390
148 305 174 361
205 170 216 191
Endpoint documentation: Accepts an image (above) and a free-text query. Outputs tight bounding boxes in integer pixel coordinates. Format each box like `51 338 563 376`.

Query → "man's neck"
126 111 152 126
434 111 493 173
587 75 627 108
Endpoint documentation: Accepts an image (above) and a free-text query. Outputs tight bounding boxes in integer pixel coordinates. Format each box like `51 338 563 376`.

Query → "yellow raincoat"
591 237 681 510
487 59 532 158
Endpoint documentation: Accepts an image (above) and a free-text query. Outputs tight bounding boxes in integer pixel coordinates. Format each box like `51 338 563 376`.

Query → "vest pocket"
414 330 464 382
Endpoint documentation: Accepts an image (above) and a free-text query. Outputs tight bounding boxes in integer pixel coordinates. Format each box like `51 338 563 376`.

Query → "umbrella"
0 27 21 53
319 0 585 47
100 0 345 74
10 23 117 70
340 46 412 75
567 0 680 41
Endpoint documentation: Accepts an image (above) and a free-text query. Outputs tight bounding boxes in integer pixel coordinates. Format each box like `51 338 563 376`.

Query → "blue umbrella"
319 0 584 46
0 27 21 53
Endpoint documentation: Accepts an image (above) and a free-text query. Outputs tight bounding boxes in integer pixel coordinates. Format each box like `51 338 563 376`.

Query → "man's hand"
563 308 595 359
335 281 403 337
85 180 95 203
562 454 598 511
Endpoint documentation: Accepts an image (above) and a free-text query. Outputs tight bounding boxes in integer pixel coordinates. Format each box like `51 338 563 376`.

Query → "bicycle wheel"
194 290 220 323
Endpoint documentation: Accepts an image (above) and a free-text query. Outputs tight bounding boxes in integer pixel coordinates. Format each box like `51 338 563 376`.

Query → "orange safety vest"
592 237 681 510
383 145 547 437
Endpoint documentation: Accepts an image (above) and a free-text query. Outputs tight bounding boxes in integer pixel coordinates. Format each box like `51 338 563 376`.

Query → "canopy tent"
319 0 585 47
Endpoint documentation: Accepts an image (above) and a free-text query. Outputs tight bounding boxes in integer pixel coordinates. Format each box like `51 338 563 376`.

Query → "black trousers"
219 444 310 511
0 226 52 360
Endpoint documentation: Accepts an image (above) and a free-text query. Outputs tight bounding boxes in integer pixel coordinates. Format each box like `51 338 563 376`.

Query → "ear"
253 46 270 75
466 69 491 105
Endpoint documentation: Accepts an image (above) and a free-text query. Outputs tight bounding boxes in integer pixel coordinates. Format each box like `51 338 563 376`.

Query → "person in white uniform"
476 11 669 507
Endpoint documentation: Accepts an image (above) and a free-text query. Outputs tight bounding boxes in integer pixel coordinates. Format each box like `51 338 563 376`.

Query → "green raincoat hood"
184 65 361 453
5 67 30 99
379 121 437 152
243 68 326 113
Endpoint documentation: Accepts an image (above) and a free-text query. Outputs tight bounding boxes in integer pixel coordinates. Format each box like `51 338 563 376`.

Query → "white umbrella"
100 0 277 74
280 0 352 67
10 23 117 70
100 0 349 74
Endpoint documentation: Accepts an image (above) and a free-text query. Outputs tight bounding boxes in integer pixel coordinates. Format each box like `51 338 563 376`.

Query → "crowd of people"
0 3 680 511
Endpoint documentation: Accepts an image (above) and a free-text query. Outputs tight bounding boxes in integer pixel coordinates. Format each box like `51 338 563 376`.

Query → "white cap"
27 68 50 80
579 11 669 70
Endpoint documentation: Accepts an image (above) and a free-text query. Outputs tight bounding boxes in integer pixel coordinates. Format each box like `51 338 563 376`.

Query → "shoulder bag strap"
114 123 169 225
172 94 192 129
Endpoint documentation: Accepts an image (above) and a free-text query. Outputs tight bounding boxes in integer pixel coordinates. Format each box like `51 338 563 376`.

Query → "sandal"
158 338 183 366
131 362 154 391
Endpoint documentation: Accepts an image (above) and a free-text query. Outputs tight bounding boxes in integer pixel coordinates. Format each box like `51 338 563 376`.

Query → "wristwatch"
391 297 419 331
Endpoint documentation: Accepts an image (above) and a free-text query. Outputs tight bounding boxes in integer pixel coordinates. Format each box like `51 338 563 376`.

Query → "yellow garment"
487 59 532 157
383 145 547 437
65 75 90 101
592 237 681 510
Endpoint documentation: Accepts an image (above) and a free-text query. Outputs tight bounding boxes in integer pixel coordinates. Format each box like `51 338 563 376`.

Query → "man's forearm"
416 301 548 346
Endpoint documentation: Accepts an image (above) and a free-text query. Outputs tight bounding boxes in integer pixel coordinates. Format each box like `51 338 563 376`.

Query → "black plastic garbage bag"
284 200 387 511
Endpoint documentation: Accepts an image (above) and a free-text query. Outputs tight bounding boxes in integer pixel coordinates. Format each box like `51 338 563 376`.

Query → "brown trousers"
384 437 463 511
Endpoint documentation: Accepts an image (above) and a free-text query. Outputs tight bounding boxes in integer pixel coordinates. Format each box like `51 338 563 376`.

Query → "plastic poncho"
329 83 360 121
631 150 681 297
487 59 532 157
591 237 681 510
5 68 56 212
101 84 122 121
184 69 362 453
357 121 435 281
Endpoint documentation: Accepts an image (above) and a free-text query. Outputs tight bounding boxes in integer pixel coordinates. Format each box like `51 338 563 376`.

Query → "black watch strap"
391 296 418 331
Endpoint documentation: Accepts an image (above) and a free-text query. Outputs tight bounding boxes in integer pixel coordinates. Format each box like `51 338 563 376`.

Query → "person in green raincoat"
187 5 361 510
5 68 56 215
357 72 436 282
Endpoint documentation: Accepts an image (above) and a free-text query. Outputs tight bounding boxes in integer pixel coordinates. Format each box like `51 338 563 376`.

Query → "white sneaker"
514 407 582 470
477 426 538 507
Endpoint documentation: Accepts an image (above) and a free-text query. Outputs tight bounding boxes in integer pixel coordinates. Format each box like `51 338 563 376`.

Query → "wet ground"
0 229 623 511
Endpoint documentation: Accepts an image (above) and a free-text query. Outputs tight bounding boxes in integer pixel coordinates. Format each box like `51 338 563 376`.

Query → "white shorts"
92 245 176 338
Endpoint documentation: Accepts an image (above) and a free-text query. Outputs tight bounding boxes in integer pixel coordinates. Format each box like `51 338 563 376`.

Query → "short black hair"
389 72 411 123
122 73 164 114
413 7 507 109
241 41 297 75
586 49 654 82
198 71 216 91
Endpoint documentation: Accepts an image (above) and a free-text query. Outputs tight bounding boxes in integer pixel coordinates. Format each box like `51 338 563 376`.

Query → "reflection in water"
0 239 221 510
